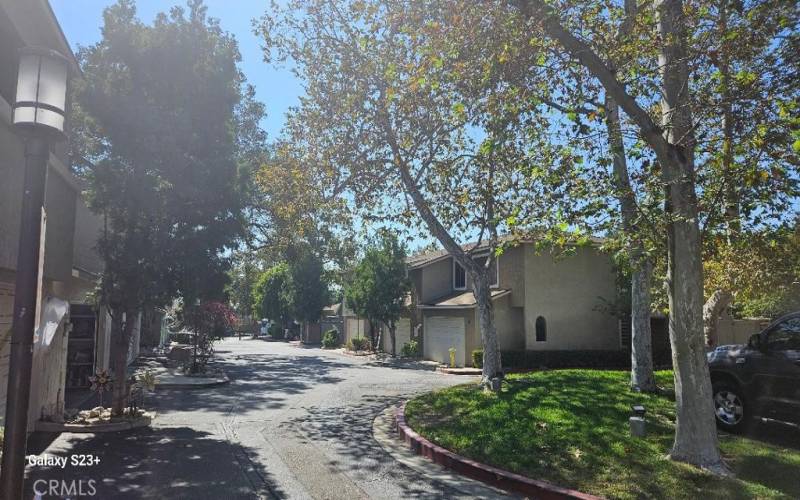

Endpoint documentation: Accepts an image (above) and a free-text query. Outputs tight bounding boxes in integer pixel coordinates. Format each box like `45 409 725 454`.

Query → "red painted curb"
395 402 602 500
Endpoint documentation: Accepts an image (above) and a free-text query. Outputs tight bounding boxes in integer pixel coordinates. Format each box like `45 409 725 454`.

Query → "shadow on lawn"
410 370 800 499
24 426 282 499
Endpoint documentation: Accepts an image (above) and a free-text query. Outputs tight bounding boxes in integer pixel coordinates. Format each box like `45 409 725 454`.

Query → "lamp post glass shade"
12 46 69 134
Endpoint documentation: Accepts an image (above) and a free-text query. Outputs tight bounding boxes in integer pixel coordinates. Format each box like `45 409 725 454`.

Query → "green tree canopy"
72 0 261 413
253 263 293 326
287 244 330 324
345 233 411 356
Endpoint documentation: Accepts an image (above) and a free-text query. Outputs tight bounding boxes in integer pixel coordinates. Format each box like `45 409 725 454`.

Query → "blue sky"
50 0 439 252
51 0 298 140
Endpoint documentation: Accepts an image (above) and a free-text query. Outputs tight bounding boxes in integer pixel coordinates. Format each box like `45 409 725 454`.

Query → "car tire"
712 381 750 433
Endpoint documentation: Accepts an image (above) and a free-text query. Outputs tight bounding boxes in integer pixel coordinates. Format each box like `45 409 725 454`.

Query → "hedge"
501 349 672 370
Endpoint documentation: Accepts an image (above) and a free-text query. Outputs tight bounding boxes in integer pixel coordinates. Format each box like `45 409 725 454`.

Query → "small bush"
348 337 369 351
322 329 339 349
401 340 420 358
472 349 483 368
268 323 284 339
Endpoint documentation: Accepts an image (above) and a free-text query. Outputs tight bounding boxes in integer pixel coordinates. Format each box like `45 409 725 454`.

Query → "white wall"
29 297 70 427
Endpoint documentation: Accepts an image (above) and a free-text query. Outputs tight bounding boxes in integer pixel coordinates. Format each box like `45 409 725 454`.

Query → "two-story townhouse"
404 240 620 367
0 0 112 429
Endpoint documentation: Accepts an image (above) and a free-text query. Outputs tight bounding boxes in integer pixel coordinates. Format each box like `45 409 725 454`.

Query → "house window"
535 316 547 342
453 260 466 290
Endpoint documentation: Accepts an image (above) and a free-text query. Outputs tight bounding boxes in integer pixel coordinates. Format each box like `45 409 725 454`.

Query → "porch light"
12 46 70 135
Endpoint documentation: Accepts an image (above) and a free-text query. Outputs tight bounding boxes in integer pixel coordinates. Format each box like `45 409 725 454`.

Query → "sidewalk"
133 357 229 389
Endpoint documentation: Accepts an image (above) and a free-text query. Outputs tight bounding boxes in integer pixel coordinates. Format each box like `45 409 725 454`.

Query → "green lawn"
404 370 800 499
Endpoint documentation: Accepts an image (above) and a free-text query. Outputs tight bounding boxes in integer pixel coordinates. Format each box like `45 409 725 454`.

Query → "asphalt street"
24 338 483 499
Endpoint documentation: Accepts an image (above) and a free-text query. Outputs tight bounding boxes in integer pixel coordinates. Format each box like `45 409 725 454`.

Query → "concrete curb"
372 405 516 498
155 374 230 390
436 367 482 375
36 414 153 433
395 402 601 500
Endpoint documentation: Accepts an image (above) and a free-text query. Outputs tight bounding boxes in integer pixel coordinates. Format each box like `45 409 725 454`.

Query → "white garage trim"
424 316 466 366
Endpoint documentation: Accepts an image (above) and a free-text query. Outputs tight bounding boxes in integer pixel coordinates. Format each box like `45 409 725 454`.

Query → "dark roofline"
406 235 607 270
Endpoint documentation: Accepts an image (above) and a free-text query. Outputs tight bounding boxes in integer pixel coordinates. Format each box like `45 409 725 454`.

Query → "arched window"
535 316 547 342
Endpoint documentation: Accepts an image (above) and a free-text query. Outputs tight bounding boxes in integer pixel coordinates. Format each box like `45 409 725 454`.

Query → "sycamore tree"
508 0 740 473
258 0 548 387
346 233 411 356
72 0 257 414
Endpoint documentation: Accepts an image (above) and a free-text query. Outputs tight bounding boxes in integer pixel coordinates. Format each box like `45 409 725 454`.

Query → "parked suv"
707 311 800 432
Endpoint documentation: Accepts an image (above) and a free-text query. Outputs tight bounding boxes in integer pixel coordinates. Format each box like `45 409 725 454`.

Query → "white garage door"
383 318 412 353
424 316 465 366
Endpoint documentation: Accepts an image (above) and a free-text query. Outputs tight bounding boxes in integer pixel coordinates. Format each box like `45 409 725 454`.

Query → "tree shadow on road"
152 353 353 416
24 426 283 499
286 395 463 499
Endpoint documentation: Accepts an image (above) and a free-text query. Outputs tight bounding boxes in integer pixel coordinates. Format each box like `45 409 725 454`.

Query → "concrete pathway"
24 338 486 499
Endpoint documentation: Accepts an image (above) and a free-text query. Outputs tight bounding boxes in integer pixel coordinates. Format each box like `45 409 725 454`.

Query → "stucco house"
403 240 620 367
0 0 121 429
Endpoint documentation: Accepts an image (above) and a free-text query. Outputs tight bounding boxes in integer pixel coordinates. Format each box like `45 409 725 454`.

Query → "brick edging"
395 402 601 500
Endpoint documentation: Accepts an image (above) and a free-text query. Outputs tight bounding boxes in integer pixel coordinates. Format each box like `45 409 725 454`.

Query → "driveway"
24 338 478 499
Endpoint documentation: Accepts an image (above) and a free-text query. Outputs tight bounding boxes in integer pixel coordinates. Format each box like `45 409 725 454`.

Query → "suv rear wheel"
712 381 749 433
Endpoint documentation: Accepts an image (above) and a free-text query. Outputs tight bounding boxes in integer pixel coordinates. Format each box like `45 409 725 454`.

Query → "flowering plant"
88 369 113 406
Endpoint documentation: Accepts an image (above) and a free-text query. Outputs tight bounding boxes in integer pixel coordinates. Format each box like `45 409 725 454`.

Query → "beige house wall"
420 257 452 303
498 245 525 307
493 294 525 351
523 245 618 350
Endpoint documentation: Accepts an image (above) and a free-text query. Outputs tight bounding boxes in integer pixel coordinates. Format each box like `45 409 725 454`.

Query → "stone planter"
36 409 154 433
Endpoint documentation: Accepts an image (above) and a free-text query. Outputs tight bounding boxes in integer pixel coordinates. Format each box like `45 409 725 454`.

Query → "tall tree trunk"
473 273 502 386
631 255 656 390
389 320 397 357
605 76 656 392
519 0 726 473
110 307 136 416
703 289 732 349
382 119 502 388
656 0 726 473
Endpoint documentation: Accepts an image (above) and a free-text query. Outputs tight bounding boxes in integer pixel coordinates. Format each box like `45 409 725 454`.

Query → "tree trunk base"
481 376 502 392
668 452 732 477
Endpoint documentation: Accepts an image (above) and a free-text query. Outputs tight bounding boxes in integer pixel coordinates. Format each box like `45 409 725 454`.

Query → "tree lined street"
1 0 798 497
25 339 474 499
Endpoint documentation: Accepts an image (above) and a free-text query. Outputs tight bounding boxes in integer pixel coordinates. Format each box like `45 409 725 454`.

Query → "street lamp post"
0 46 70 499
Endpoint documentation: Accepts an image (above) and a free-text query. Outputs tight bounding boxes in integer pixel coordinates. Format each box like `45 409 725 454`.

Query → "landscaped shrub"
321 329 339 348
401 340 420 358
268 323 284 339
499 349 674 370
348 337 369 351
472 349 483 368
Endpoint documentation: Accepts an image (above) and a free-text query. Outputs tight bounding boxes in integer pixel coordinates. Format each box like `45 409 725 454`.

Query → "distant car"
707 311 800 432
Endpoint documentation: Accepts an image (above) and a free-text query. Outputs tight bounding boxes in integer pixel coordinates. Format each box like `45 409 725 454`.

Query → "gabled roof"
406 248 451 270
418 289 511 309
406 234 607 270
